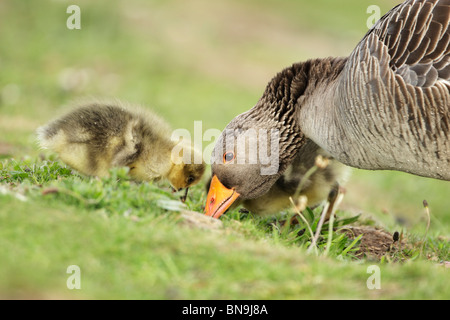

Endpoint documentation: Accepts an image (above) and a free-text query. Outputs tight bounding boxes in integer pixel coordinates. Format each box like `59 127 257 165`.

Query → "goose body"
206 0 449 219
37 102 205 191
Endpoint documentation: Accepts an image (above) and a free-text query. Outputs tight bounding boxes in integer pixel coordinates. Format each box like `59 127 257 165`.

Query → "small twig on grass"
420 200 431 258
289 197 318 256
309 201 330 251
324 209 336 256
324 192 344 256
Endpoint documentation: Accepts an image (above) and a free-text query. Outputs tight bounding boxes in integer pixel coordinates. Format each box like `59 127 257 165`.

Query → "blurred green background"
0 0 448 229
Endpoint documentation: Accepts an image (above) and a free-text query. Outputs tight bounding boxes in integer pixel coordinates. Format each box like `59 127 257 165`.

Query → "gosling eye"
223 151 235 163
186 175 195 185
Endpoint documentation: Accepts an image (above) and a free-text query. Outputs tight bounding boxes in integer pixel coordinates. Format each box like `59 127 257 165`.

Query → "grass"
0 0 449 299
1 158 448 299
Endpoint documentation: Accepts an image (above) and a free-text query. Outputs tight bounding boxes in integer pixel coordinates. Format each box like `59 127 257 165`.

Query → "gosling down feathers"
37 102 205 191
205 0 449 219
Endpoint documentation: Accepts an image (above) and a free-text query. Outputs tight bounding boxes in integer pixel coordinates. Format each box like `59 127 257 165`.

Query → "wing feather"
332 0 450 179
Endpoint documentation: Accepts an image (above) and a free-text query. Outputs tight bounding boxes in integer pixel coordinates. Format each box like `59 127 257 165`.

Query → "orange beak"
205 175 240 219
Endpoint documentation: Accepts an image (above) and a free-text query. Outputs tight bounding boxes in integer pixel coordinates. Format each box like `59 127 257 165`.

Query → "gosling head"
167 141 206 191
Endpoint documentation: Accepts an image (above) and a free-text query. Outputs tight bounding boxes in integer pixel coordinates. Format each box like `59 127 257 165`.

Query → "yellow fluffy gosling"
37 101 205 192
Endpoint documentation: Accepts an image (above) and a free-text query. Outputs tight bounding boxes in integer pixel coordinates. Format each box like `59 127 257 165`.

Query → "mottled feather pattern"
370 0 449 85
328 0 450 179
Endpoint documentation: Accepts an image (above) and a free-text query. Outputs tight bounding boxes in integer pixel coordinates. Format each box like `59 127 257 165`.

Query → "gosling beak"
205 175 240 219
180 188 189 203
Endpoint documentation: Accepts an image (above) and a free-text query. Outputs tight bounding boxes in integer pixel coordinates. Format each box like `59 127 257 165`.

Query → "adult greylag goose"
206 0 449 219
37 101 205 192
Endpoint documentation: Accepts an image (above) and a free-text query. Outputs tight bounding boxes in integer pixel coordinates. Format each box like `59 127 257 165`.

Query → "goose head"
205 121 303 219
205 66 308 218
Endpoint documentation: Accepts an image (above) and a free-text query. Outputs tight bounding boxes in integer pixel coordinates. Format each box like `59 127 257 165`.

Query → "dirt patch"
341 226 400 261
178 210 224 231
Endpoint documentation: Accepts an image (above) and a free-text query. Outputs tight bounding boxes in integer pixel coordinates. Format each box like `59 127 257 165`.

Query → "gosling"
37 101 205 191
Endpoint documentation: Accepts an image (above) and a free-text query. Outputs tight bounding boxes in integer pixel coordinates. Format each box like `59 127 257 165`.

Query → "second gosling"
37 102 206 191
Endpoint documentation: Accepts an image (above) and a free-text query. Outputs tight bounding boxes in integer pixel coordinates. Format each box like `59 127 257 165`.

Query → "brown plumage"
37 101 205 191
300 0 450 179
205 0 449 219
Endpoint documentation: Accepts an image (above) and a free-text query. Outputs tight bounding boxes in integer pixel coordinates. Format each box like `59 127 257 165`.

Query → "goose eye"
223 151 235 163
